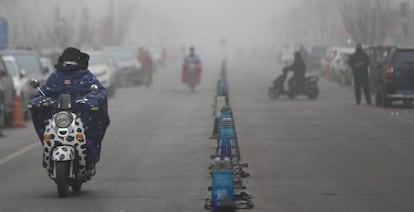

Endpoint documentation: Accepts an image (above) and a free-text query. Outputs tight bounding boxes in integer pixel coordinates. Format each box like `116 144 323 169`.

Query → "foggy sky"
143 0 299 47
1 0 300 56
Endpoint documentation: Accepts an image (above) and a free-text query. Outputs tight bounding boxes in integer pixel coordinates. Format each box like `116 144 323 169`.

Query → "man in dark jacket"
28 47 110 171
348 44 371 105
283 51 306 95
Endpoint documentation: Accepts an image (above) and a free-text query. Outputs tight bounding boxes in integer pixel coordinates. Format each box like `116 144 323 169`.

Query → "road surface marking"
0 142 39 166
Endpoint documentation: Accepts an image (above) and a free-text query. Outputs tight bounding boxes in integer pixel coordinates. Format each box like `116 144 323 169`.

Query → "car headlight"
54 111 73 128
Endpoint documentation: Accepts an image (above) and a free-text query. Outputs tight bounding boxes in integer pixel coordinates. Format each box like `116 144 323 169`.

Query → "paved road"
1 58 414 211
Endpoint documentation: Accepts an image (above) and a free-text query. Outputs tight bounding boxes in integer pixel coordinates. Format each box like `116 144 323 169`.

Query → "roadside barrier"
218 106 249 178
205 61 253 210
205 112 253 210
209 96 227 140
209 69 230 140
209 157 236 212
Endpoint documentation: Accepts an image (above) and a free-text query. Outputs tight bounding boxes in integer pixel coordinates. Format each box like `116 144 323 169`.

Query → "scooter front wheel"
268 87 280 100
55 161 70 198
189 84 195 93
307 86 319 100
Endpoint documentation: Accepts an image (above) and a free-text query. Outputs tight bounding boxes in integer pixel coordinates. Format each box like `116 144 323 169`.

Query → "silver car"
2 55 32 120
0 56 16 127
88 51 117 97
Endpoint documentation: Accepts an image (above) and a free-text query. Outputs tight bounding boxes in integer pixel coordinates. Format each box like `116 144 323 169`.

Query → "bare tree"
340 0 396 45
77 7 93 48
45 6 74 49
98 0 139 46
278 0 349 46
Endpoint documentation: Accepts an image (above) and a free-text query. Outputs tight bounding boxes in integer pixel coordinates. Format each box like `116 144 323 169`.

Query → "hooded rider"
28 47 110 172
182 46 202 84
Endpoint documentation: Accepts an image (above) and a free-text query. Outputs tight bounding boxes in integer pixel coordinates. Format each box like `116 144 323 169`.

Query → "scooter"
30 79 99 197
187 63 199 92
268 70 319 100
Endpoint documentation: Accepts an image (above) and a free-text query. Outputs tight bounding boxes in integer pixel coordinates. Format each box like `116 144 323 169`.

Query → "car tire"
0 99 5 129
307 86 319 100
375 89 383 107
4 112 13 127
382 92 392 108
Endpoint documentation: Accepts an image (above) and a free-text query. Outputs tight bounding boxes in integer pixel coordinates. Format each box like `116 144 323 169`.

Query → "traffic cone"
12 96 26 128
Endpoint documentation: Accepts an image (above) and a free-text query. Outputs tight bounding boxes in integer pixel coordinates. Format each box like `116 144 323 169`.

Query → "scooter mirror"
90 84 99 95
30 79 40 88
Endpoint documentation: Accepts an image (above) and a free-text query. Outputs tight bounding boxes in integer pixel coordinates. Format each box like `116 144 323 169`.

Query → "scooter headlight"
54 111 73 128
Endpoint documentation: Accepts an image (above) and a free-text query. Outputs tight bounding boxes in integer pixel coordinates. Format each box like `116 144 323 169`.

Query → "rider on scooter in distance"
28 47 110 175
182 46 202 86
282 51 306 97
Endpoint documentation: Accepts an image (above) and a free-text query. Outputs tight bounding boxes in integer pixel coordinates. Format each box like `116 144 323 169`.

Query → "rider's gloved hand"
28 96 54 110
42 97 56 107
75 95 99 111
86 97 99 111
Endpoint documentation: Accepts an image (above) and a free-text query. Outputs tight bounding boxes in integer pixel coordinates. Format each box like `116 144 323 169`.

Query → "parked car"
40 56 55 74
148 46 165 72
0 49 49 100
329 47 354 86
0 49 49 88
88 51 117 97
366 45 394 94
322 47 338 79
307 46 327 71
375 47 414 107
2 55 31 120
0 55 16 127
102 47 143 87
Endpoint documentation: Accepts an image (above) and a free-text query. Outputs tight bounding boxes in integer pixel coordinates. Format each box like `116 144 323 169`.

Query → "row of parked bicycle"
323 45 414 108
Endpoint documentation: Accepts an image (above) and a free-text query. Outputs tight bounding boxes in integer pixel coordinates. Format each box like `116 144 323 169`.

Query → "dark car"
0 55 16 127
375 47 414 107
102 47 143 87
366 46 394 94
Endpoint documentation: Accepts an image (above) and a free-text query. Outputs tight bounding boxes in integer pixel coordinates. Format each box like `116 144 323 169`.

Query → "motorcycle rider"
282 51 306 95
182 46 202 85
28 47 110 173
348 43 371 105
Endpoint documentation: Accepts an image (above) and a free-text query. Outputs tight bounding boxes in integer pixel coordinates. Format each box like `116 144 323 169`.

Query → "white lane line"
0 142 39 166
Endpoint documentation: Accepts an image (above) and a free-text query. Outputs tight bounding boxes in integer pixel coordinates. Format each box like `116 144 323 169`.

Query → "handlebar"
75 97 89 104
40 97 57 108
39 96 91 109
